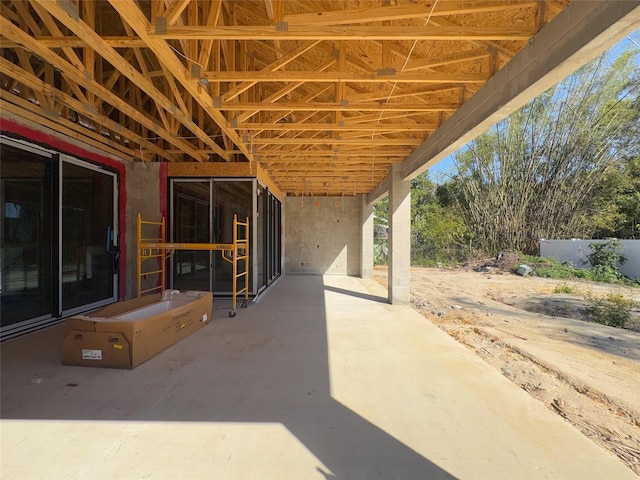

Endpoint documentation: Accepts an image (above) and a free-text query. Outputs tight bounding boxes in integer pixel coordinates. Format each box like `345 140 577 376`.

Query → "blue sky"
427 29 640 184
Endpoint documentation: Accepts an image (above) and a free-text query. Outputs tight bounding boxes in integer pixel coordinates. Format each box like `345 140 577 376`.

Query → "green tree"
373 197 389 264
373 173 467 265
591 156 640 239
448 47 639 254
411 174 467 265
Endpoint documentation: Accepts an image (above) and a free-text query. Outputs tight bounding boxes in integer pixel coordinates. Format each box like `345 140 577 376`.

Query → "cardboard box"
62 290 213 369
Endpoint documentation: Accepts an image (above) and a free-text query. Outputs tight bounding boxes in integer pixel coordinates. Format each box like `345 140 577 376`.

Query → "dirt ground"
374 265 640 476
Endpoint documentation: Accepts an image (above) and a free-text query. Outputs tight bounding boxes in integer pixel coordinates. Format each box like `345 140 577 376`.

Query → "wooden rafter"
37 0 227 161
153 25 537 41
251 138 423 146
202 70 485 83
108 0 251 161
282 1 539 26
222 40 321 102
0 15 195 161
233 123 437 132
0 57 175 162
0 0 570 196
220 102 458 112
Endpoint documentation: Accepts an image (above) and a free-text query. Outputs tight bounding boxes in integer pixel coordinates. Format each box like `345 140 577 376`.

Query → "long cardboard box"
62 290 213 369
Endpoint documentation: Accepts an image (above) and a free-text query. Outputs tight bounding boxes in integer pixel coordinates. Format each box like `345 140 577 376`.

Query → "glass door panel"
172 181 211 291
274 197 282 278
212 181 253 293
1 144 53 326
265 193 282 283
257 184 266 292
61 161 115 312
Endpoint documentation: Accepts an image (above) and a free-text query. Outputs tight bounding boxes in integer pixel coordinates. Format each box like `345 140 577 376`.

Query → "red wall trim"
159 162 169 290
159 162 168 220
1 118 128 300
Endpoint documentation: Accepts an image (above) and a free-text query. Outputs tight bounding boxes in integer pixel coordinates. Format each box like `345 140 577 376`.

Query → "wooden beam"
234 61 335 124
160 62 191 119
251 138 423 146
82 0 95 107
428 17 517 58
12 49 47 108
283 1 539 26
0 57 176 162
27 2 88 103
165 0 191 26
196 1 223 69
37 0 227 160
403 48 490 72
0 97 135 161
233 122 437 132
266 162 395 169
256 150 410 158
203 70 484 83
109 0 253 163
152 26 537 41
341 111 445 123
221 102 458 112
0 15 206 162
345 84 461 103
267 173 388 181
168 161 252 177
279 178 384 185
222 40 320 102
13 1 42 36
334 41 346 128
0 36 148 48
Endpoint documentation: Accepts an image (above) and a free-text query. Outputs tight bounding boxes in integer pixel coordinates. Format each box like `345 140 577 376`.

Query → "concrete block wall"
285 196 361 276
125 162 163 298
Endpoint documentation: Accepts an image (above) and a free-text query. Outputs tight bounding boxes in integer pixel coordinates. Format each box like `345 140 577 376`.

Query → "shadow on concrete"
1 276 455 480
323 284 388 304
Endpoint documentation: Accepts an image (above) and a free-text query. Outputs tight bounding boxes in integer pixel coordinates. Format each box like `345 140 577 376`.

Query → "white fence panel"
539 239 640 279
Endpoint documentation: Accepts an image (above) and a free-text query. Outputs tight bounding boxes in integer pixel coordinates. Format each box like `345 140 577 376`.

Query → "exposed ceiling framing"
0 0 570 195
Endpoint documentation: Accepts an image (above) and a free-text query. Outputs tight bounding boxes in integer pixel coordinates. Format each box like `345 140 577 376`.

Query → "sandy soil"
374 265 640 476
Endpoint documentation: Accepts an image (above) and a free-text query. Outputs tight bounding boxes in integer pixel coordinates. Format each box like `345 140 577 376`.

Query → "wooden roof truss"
0 0 569 195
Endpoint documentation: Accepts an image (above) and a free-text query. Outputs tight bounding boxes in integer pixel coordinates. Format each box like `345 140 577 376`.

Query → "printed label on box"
82 349 103 360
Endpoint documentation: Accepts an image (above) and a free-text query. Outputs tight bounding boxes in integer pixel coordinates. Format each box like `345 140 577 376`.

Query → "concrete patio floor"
1 275 635 480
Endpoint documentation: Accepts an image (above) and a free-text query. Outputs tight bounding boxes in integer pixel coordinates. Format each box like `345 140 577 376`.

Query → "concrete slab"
1 275 635 479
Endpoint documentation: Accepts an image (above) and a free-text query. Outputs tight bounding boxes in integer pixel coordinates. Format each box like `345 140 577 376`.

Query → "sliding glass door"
1 143 53 327
61 160 117 314
170 178 282 297
212 181 253 293
170 179 253 294
1 138 119 340
256 186 282 293
171 181 212 291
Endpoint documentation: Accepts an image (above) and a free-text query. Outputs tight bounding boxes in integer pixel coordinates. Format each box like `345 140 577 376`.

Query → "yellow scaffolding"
137 213 250 317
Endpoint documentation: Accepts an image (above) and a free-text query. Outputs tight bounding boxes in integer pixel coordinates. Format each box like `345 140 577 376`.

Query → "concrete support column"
360 195 374 278
388 164 411 304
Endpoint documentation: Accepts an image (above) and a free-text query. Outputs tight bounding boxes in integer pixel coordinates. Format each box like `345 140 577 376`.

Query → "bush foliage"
587 293 632 328
588 239 626 282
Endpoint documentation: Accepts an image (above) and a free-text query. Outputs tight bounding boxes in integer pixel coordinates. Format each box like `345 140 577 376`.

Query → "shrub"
520 255 594 280
587 293 632 328
374 240 388 265
553 282 576 294
588 239 626 283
